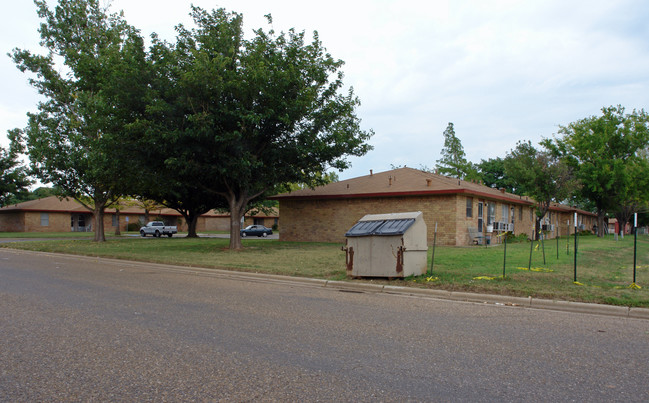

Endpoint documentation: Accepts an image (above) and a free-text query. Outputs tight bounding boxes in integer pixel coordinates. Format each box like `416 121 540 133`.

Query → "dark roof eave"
271 188 535 205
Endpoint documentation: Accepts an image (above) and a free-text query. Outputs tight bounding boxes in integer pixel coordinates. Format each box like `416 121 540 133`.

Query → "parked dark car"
240 225 273 237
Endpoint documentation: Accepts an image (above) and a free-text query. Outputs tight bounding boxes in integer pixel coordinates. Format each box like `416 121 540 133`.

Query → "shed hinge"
396 245 405 273
342 240 354 272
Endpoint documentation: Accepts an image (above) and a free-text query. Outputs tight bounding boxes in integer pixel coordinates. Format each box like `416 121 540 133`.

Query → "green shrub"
506 232 529 243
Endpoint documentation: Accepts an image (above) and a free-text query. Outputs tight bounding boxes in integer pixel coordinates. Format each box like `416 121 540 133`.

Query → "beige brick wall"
278 194 569 247
0 212 25 232
24 212 71 232
279 195 459 246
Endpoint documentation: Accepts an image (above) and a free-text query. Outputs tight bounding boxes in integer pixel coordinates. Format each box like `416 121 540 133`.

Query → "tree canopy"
475 157 517 194
12 0 148 241
140 7 373 249
0 130 33 207
435 122 476 179
504 140 576 239
545 106 649 236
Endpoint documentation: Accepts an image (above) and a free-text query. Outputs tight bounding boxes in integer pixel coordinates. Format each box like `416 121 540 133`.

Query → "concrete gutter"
6 249 649 320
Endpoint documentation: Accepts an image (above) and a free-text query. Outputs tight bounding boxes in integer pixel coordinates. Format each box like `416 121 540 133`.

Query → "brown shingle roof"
272 167 535 205
0 196 88 213
0 196 279 218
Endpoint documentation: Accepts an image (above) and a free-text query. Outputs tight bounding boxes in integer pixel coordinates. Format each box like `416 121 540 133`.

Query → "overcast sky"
2 0 648 181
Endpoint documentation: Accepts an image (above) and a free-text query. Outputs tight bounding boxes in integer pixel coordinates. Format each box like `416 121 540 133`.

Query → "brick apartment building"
272 167 596 246
0 196 279 234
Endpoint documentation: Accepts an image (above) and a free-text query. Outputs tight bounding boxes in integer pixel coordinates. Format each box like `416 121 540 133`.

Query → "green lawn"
2 233 648 307
0 232 95 238
424 234 649 307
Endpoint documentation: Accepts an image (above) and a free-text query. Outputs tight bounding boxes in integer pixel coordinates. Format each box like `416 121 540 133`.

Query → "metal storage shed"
343 212 428 278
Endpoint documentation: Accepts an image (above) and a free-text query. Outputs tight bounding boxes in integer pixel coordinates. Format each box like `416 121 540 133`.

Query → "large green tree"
475 157 518 194
504 140 576 239
143 7 373 249
436 122 476 179
612 156 649 234
547 106 649 236
0 130 33 207
11 0 148 241
129 29 229 238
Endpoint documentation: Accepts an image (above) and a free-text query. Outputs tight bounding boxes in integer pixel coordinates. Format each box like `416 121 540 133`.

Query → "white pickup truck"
139 221 178 237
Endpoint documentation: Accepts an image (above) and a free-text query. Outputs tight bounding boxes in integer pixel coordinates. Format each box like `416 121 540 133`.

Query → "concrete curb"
6 249 649 320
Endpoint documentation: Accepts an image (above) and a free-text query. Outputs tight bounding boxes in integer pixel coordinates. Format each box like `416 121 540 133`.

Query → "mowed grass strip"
425 234 649 307
0 232 95 238
2 237 348 280
3 234 648 306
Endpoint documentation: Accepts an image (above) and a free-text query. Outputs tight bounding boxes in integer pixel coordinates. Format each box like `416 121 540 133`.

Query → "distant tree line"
436 106 649 236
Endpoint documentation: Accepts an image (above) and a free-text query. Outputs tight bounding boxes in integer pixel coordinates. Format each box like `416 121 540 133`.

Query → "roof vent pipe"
388 176 392 186
426 179 432 187
370 169 373 176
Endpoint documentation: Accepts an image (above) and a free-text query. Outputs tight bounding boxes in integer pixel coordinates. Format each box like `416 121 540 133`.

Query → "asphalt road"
1 249 648 402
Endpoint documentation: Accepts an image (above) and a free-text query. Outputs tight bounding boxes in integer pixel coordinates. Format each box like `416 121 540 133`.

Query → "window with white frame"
40 213 49 226
488 203 495 225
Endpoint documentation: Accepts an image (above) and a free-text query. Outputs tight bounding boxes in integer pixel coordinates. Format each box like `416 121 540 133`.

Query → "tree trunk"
227 196 248 250
535 203 549 241
597 209 606 237
186 214 199 238
144 209 150 223
93 204 106 242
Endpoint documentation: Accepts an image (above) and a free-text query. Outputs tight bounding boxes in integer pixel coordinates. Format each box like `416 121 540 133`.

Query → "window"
466 197 473 218
487 203 495 225
40 213 49 226
112 214 118 227
519 206 523 221
501 205 508 221
477 202 484 232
